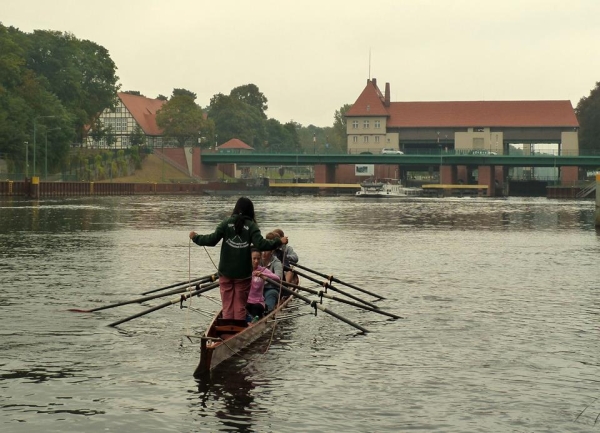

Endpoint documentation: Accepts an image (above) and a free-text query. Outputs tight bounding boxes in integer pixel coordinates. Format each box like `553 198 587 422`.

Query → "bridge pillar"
478 165 495 197
440 165 456 184
195 148 218 180
596 173 600 227
314 164 336 183
560 166 579 185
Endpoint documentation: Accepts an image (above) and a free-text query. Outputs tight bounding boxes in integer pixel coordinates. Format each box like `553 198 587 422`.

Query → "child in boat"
262 232 285 313
272 228 299 284
189 197 287 321
247 248 280 321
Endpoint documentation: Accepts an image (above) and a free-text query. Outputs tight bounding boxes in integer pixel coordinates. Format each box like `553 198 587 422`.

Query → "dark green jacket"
192 216 282 279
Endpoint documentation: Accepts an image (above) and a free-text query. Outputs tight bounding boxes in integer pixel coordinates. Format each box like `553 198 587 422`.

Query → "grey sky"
3 0 599 127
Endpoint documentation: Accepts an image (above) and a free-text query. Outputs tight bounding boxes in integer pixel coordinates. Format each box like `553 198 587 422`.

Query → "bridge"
200 151 600 168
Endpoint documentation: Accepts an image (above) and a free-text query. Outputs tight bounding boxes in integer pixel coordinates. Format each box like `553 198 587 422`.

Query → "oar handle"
277 279 402 320
141 273 217 295
278 285 369 333
107 282 219 327
285 267 379 309
289 263 385 300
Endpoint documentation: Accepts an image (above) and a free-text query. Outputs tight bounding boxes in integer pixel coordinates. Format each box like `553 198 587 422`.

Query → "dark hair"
265 231 279 240
232 197 255 234
251 247 260 254
273 228 284 237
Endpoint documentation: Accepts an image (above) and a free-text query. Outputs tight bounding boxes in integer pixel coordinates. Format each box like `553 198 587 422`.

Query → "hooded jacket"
192 215 282 279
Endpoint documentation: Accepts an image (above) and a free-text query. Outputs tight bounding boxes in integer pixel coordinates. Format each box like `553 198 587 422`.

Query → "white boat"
355 181 423 198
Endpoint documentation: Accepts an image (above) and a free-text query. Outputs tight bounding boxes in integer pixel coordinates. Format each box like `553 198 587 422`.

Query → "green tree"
26 29 119 141
129 125 146 146
332 103 352 152
209 93 267 149
123 90 143 96
156 94 168 101
172 88 197 99
230 84 268 117
156 92 212 147
576 82 600 155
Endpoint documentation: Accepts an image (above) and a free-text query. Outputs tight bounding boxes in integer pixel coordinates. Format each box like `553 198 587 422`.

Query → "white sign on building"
355 164 374 176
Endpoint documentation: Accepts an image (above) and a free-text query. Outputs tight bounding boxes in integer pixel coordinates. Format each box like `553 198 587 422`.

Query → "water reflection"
193 364 258 433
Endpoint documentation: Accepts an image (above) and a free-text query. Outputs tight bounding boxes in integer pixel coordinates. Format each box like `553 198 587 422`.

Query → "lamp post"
24 142 29 178
313 133 316 154
45 127 61 180
437 132 442 184
33 115 55 177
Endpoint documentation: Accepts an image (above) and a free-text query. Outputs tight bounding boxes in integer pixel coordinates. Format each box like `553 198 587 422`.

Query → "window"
121 136 130 147
352 120 359 129
473 138 484 148
352 136 358 143
474 127 484 132
104 117 128 132
363 120 370 129
363 136 369 143
375 136 380 143
374 120 381 129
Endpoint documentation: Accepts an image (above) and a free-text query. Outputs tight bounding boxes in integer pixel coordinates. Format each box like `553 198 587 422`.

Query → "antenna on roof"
368 48 371 79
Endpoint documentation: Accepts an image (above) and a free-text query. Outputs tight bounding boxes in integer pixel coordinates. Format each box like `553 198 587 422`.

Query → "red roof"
118 92 166 135
218 138 254 150
347 80 579 128
345 80 389 117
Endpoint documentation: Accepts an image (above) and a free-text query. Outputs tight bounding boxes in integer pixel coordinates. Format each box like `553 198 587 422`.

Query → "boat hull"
194 295 294 377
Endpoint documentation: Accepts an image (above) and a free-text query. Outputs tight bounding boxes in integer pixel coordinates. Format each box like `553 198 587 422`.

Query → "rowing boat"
193 294 294 377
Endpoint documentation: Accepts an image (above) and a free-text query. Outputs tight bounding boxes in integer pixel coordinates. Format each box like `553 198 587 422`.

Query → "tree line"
1 21 599 179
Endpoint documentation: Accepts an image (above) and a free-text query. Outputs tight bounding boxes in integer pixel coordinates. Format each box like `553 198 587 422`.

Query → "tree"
230 84 268 117
209 93 267 149
332 103 352 152
265 119 299 152
172 88 197 100
156 94 168 101
576 82 600 155
123 90 144 96
129 125 146 146
156 92 211 147
26 29 119 141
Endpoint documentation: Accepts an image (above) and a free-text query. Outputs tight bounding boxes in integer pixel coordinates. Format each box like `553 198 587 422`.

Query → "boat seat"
214 325 247 333
216 318 248 327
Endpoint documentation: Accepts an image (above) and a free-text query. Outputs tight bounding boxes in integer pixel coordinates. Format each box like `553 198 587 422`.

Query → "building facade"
86 93 166 149
345 79 579 157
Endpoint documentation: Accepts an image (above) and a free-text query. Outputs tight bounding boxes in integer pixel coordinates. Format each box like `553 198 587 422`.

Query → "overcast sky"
3 0 599 127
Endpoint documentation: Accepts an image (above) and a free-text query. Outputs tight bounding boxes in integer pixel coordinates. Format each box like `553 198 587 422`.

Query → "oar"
108 282 219 327
68 281 217 313
284 267 379 309
289 263 385 300
279 286 369 333
140 273 218 295
270 279 402 320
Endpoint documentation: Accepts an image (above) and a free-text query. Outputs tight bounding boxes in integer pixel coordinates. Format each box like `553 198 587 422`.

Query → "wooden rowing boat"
193 294 294 377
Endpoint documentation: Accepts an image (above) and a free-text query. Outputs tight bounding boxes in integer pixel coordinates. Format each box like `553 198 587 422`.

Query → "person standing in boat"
262 232 285 313
272 228 299 284
189 197 287 321
247 248 280 321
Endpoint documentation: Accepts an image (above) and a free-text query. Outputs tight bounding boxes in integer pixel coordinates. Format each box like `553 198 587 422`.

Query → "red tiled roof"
218 138 254 150
387 100 578 128
346 80 579 128
118 92 166 135
345 80 389 117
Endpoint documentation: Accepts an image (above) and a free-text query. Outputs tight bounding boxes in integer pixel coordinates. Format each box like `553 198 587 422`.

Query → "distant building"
217 138 254 178
217 138 254 153
345 78 579 156
86 92 166 148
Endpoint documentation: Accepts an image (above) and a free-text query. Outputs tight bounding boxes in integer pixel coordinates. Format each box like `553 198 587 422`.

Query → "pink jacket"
248 265 280 306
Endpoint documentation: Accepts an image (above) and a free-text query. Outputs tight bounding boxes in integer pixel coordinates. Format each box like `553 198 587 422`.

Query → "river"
1 195 599 432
